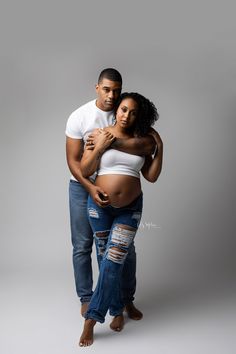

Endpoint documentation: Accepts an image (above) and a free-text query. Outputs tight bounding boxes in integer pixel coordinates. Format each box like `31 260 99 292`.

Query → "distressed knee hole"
94 230 110 256
111 224 136 248
95 231 110 239
107 246 127 264
116 224 136 231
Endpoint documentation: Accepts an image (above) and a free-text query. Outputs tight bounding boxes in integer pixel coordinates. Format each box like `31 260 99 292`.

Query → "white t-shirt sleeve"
65 111 83 139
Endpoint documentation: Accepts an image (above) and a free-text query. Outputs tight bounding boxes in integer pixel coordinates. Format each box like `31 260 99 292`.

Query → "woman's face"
116 98 139 129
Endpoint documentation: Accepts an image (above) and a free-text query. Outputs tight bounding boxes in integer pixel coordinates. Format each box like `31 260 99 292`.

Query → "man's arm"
110 134 156 156
86 127 157 156
66 137 110 206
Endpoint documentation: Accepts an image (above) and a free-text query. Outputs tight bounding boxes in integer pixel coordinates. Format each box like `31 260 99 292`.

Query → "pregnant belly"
95 175 142 207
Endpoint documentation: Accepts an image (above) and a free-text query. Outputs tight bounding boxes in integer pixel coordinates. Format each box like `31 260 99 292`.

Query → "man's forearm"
111 135 156 156
66 136 95 193
67 160 94 192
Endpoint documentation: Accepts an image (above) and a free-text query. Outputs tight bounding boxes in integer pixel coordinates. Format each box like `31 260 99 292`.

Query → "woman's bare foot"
110 315 124 332
79 319 96 347
125 302 143 320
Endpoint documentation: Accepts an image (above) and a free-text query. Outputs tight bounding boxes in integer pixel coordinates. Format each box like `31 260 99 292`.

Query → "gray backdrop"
1 1 235 353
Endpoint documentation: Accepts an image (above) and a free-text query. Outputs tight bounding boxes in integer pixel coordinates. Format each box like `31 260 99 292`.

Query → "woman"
79 92 163 346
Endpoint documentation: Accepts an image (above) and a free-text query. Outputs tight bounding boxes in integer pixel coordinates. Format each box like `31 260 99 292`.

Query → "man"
66 68 155 329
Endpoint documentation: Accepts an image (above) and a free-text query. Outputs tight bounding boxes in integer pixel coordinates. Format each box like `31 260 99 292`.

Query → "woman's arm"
80 129 115 177
141 130 163 182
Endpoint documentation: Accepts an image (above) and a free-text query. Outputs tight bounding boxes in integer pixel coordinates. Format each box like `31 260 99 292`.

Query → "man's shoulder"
66 99 96 138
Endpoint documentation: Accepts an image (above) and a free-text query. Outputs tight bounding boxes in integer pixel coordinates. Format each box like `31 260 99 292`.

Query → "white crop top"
97 149 145 178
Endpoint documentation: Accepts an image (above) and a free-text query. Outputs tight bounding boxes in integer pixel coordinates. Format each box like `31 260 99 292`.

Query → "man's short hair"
98 68 122 85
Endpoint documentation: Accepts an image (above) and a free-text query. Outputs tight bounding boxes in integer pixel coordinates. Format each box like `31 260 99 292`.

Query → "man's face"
95 78 122 111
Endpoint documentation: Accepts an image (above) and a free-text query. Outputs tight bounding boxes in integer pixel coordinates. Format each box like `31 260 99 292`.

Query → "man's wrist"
87 182 95 194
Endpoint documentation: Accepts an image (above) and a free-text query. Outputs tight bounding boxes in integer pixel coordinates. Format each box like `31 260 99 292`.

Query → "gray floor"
1 267 235 354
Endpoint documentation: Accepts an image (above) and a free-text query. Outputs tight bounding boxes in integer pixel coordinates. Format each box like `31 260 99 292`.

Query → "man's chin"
105 103 115 110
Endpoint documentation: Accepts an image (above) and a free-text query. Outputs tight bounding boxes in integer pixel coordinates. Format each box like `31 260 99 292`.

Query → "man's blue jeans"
85 193 143 323
69 180 138 304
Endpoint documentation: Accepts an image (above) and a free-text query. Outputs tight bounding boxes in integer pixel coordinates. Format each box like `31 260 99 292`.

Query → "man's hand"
85 128 100 150
88 184 110 207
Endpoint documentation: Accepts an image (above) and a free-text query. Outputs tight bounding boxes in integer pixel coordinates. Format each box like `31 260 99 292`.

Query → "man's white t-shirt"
65 99 115 181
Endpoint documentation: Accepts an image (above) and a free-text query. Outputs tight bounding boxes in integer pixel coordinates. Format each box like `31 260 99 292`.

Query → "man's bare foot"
110 315 124 332
125 302 143 320
81 302 89 317
79 319 96 347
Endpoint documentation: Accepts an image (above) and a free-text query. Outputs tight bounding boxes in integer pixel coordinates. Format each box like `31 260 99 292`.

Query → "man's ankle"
81 302 90 317
125 302 143 320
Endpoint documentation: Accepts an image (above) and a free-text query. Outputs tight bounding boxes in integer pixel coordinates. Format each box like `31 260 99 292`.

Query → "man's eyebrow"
102 86 120 90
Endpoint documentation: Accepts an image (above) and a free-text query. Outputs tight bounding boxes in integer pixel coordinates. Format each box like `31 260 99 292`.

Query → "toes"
79 340 93 347
110 316 124 332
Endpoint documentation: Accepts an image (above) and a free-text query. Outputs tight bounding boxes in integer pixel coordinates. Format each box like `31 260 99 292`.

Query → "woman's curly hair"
114 92 159 136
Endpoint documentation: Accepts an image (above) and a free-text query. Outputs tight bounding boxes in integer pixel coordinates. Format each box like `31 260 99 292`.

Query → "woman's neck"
110 124 134 139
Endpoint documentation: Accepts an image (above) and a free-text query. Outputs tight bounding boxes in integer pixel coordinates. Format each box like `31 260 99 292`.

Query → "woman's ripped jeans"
85 193 143 323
